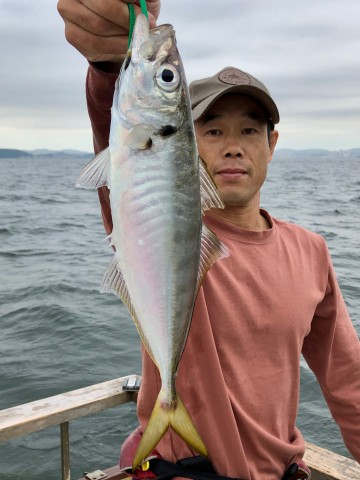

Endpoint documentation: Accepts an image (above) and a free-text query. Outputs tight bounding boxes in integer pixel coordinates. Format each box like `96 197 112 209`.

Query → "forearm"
86 62 119 153
86 62 120 235
302 254 360 462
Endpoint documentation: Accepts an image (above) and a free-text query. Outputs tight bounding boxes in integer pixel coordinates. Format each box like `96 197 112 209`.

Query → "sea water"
0 152 359 479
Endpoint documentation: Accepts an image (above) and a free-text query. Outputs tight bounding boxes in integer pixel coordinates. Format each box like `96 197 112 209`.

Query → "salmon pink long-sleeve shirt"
86 63 360 479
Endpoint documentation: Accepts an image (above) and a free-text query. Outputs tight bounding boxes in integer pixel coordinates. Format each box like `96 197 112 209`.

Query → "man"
58 1 360 479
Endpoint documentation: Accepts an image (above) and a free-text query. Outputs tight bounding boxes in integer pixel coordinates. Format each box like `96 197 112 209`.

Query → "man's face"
194 93 278 209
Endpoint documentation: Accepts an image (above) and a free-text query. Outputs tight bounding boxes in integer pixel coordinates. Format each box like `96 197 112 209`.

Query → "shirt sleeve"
302 243 360 462
86 63 119 235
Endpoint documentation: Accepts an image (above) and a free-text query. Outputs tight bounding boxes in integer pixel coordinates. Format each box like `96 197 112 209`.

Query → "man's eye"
242 128 257 135
206 129 222 136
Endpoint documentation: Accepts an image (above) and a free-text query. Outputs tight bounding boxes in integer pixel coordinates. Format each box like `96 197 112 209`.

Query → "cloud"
0 0 359 150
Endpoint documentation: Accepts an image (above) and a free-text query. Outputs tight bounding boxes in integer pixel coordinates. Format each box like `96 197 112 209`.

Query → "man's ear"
268 129 279 164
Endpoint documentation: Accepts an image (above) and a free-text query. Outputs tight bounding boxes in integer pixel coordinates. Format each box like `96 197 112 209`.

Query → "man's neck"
206 204 271 231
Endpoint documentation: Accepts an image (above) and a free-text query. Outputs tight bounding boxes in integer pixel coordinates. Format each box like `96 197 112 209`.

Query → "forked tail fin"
132 391 208 470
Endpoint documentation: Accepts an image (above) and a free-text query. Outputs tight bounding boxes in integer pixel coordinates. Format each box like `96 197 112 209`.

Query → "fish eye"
156 64 180 92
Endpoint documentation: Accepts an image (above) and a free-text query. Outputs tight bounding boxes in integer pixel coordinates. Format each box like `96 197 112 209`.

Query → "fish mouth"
123 52 131 71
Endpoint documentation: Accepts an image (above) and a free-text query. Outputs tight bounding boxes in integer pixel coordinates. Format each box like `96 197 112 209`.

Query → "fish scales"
76 13 228 471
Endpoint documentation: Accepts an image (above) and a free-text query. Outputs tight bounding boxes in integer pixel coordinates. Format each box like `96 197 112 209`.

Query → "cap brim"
192 85 279 124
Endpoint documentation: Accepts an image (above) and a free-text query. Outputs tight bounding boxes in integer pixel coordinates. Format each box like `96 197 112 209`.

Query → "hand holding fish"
57 0 161 67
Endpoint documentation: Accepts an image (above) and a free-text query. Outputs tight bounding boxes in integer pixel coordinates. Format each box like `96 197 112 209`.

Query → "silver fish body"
110 24 201 395
77 14 227 469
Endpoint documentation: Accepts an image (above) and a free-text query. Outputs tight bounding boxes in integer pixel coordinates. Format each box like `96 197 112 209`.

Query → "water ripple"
0 154 359 478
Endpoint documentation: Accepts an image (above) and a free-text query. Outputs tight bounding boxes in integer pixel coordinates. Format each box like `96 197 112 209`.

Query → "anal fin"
101 255 155 363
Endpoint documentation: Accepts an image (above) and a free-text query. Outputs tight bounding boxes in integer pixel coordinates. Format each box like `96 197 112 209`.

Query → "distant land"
0 147 360 160
0 148 93 159
273 148 360 160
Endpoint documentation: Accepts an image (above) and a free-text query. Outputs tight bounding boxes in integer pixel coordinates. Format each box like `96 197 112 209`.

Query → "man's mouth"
215 167 248 180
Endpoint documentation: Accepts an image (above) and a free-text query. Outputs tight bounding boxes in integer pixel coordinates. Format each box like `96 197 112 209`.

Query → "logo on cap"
218 68 251 86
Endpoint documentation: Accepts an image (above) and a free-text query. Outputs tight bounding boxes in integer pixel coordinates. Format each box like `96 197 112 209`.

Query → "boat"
0 374 359 480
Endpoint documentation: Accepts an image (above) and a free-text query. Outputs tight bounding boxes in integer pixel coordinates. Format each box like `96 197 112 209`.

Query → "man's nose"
225 150 242 158
224 139 243 158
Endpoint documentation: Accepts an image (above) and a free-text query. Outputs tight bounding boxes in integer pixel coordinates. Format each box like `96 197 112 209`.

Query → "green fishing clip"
127 0 149 48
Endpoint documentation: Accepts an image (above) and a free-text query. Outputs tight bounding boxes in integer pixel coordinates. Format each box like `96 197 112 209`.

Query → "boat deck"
0 375 359 480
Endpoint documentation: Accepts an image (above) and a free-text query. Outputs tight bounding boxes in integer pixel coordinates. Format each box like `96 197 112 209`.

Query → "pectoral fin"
125 124 155 150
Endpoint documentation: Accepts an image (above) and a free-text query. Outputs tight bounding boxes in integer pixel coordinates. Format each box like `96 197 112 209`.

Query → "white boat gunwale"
0 375 359 480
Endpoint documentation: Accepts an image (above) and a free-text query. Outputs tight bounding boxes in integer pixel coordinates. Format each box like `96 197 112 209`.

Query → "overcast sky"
1 0 359 152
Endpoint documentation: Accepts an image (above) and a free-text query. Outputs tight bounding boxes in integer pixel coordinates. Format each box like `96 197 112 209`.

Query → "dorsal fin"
196 224 229 293
199 157 224 213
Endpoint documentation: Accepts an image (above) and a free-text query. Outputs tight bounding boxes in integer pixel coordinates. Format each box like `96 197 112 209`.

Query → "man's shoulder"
271 215 327 249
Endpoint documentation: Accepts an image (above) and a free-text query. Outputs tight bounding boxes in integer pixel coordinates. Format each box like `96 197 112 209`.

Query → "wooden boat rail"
0 374 359 480
0 375 139 480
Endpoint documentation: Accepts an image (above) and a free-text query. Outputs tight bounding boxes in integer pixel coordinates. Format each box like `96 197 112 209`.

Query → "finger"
64 20 129 62
82 0 136 29
58 0 128 37
134 0 161 21
83 0 158 29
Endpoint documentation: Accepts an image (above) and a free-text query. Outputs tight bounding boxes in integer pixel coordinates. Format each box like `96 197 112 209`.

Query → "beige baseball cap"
190 66 280 124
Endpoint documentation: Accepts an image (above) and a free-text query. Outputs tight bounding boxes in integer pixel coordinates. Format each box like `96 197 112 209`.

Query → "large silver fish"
76 14 228 470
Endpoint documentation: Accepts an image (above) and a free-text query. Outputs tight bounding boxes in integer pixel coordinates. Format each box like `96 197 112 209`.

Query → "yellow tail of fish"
132 392 208 470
